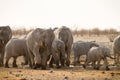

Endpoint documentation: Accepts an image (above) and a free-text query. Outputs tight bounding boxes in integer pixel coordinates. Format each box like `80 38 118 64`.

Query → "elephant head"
41 28 57 49
102 47 115 59
0 26 12 45
58 26 70 43
90 42 99 48
0 26 12 66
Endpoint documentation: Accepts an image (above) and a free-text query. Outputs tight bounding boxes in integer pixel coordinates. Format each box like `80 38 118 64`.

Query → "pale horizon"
0 0 120 31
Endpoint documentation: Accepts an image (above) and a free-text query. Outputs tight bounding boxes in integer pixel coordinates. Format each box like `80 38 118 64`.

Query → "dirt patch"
0 66 120 80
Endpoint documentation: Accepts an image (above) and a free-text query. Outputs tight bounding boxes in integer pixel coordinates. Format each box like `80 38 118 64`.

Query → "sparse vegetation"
12 28 33 36
72 28 119 37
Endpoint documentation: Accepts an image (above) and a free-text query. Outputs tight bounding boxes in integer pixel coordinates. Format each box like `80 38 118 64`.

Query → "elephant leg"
60 49 66 67
0 49 4 65
23 56 28 65
13 57 18 67
76 55 80 64
66 48 71 66
60 53 65 67
1 54 4 65
0 58 2 66
73 54 77 66
103 58 110 70
33 47 41 69
114 52 117 64
73 55 76 66
92 61 96 69
96 59 101 70
41 55 48 70
115 54 119 64
52 51 60 68
117 54 120 63
49 56 54 68
4 57 10 68
83 59 90 69
27 49 34 68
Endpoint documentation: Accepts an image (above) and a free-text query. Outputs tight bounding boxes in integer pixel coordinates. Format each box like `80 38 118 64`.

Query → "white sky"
0 0 120 30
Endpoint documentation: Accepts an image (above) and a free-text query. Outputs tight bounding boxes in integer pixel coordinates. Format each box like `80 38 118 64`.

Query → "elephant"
58 26 73 66
49 39 67 68
0 26 12 66
83 46 115 70
4 38 28 68
26 28 57 69
113 35 120 64
73 41 99 66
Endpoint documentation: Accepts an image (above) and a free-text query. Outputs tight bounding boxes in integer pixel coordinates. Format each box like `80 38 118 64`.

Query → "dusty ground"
1 35 119 80
0 65 120 80
1 55 120 80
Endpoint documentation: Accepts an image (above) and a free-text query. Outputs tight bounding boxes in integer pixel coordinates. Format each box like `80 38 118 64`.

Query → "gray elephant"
0 26 12 66
26 28 57 69
49 39 67 68
4 38 28 68
83 46 115 70
58 26 73 66
113 35 120 64
73 41 99 66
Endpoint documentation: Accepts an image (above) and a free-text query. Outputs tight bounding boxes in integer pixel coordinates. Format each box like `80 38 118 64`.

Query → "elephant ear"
90 42 99 48
104 48 110 57
90 43 95 48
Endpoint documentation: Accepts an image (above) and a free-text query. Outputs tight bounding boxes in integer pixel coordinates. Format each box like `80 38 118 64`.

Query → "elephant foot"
74 61 80 66
32 66 37 69
77 61 80 64
49 65 54 68
32 64 41 69
82 64 86 68
41 65 46 70
56 66 61 69
95 67 99 70
22 62 28 65
66 60 70 67
29 64 33 68
105 66 110 71
41 67 46 70
61 64 65 68
0 63 3 67
13 64 18 68
93 67 96 69
4 64 9 68
61 62 65 67
73 63 76 66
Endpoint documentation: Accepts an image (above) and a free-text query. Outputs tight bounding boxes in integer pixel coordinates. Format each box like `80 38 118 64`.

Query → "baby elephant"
49 39 67 68
83 46 115 70
4 38 28 68
73 41 99 66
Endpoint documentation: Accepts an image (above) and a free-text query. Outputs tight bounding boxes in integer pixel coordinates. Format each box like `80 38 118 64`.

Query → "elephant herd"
0 26 120 70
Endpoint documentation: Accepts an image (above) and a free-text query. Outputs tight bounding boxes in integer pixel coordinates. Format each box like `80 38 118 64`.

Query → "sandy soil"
0 66 120 80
